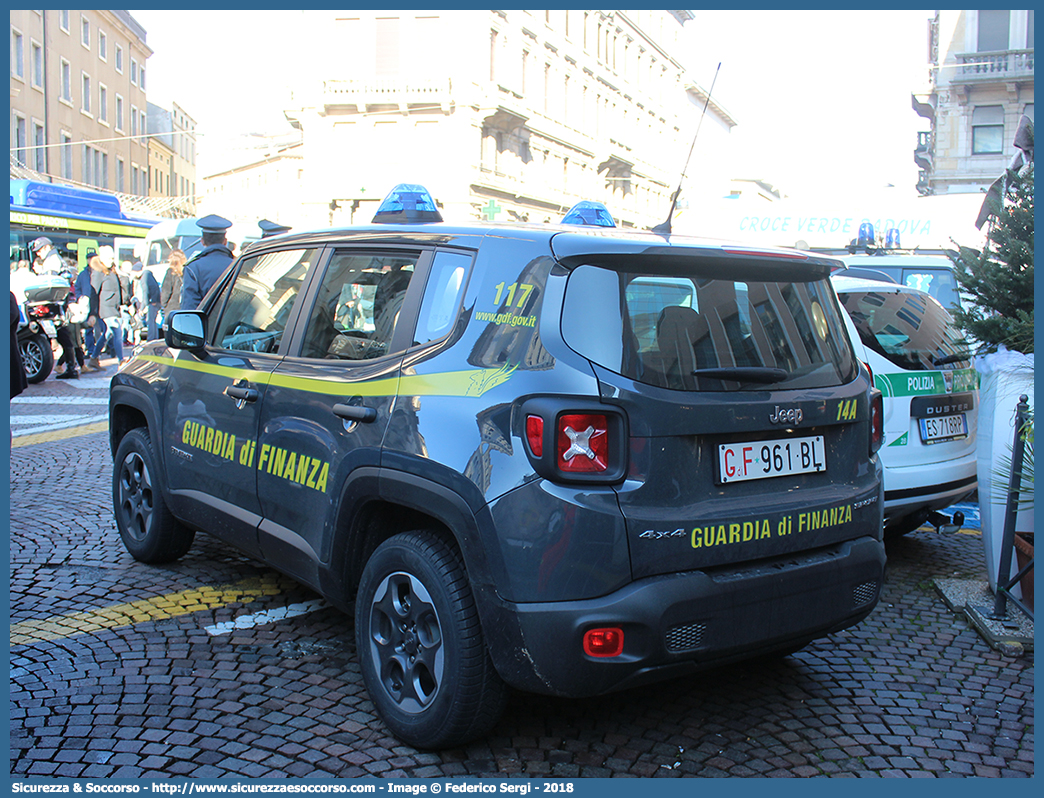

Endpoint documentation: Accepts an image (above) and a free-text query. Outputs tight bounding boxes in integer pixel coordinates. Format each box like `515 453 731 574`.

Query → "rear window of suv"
837 288 971 371
561 264 857 391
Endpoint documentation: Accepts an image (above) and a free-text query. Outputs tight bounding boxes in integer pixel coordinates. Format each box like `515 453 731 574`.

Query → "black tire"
20 332 54 384
113 428 195 563
356 530 507 749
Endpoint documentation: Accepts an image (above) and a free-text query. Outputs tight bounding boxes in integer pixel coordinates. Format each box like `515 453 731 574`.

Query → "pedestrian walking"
86 246 126 369
181 215 233 310
130 260 162 340
10 291 28 399
160 249 187 331
74 254 100 372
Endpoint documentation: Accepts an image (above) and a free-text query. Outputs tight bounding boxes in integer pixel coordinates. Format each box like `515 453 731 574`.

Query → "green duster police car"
110 185 885 749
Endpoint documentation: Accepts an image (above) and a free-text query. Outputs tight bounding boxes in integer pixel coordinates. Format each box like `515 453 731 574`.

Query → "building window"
81 73 91 114
33 122 45 172
31 41 42 87
139 65 145 90
140 110 147 139
60 59 72 102
1024 104 1034 122
99 84 107 123
977 9 1010 52
972 105 1004 154
101 152 108 189
490 29 498 82
117 158 125 192
131 58 138 86
13 114 27 165
115 44 123 73
116 95 124 131
81 15 90 48
1028 10 1035 49
99 30 107 60
12 28 24 79
131 105 138 137
61 133 73 179
59 10 70 32
82 144 92 185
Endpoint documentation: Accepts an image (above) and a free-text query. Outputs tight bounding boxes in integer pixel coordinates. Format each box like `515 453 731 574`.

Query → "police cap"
258 219 292 238
197 214 232 234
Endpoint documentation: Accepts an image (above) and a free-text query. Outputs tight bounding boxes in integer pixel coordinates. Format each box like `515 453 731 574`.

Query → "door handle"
333 403 377 423
225 385 259 403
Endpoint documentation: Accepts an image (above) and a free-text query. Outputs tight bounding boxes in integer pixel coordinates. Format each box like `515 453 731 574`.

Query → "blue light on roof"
561 201 616 228
372 184 443 224
885 227 901 248
857 222 875 247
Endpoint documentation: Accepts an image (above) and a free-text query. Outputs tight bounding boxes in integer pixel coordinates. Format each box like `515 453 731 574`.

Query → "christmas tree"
948 163 1034 355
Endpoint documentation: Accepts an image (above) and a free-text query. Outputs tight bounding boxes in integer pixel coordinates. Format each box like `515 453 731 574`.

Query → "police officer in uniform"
180 214 234 310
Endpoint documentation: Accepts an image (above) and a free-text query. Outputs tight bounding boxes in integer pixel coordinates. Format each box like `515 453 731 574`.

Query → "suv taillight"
520 399 627 484
870 390 884 454
557 414 609 473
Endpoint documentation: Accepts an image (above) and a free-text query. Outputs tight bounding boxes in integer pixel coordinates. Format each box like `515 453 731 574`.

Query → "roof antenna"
651 61 721 237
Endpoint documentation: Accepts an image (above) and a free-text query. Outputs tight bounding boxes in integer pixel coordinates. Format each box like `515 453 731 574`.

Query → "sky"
129 8 935 202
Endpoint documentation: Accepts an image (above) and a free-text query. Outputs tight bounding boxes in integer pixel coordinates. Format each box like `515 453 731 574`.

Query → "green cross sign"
482 199 502 221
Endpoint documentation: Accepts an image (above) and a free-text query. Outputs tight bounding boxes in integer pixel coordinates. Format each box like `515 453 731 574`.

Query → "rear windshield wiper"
692 367 789 384
933 353 972 366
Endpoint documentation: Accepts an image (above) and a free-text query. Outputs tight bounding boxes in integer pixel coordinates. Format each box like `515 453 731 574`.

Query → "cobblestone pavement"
8 365 1035 778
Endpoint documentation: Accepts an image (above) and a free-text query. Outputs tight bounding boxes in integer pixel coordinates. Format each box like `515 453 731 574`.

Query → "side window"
300 250 419 360
210 248 317 353
414 250 471 346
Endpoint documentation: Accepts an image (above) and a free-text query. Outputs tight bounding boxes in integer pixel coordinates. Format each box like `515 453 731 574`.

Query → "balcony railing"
323 78 452 108
957 49 1034 81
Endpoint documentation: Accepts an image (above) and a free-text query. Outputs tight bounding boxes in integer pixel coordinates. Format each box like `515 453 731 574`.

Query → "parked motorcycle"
17 277 70 384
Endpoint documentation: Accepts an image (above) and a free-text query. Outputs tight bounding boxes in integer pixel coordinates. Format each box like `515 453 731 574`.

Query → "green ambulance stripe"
138 354 515 398
874 368 978 398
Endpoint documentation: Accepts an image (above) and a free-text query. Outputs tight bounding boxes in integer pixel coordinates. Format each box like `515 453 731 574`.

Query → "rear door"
836 285 977 467
254 245 431 586
558 249 880 579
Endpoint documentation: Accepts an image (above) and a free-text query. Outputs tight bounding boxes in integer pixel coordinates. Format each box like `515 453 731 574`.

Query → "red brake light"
557 414 609 472
525 414 544 458
870 392 884 454
583 627 624 658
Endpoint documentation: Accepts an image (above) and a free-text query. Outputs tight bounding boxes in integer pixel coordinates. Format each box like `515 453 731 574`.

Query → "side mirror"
166 310 207 352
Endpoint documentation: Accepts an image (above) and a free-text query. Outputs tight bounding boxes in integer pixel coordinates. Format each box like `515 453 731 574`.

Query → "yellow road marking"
10 575 297 646
13 421 109 448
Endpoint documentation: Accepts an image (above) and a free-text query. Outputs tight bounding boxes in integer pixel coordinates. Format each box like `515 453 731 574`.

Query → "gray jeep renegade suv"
110 186 885 749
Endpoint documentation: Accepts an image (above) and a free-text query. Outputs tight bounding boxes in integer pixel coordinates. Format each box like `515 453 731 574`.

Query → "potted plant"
949 151 1033 597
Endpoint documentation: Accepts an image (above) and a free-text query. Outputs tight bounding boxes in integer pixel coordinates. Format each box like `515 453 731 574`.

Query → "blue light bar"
885 227 901 248
561 200 616 228
372 184 443 224
857 222 875 247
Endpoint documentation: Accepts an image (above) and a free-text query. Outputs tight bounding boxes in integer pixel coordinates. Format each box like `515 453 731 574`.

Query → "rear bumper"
883 453 977 519
486 536 886 697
